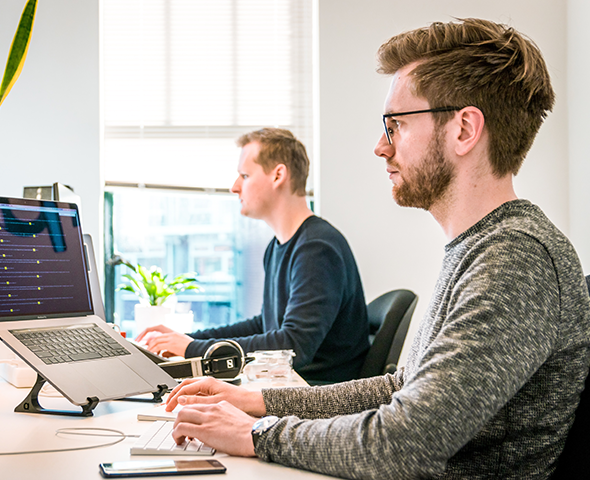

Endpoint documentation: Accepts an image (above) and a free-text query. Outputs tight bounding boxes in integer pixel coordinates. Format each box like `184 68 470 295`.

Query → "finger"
166 396 181 412
166 380 205 410
172 421 203 445
145 342 164 354
177 394 221 407
135 325 165 341
146 335 171 353
174 403 211 428
167 384 203 408
135 329 152 342
148 334 181 354
168 377 199 399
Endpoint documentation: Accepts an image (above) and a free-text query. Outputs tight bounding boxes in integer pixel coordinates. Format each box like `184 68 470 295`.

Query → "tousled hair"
377 18 555 176
236 128 309 195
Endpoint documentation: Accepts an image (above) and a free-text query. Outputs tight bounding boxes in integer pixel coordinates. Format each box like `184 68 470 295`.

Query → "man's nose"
230 178 240 193
374 132 394 158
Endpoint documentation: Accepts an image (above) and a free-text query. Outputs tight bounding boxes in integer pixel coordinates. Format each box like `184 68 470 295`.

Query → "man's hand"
136 324 174 342
135 324 193 357
173 401 258 457
166 376 266 417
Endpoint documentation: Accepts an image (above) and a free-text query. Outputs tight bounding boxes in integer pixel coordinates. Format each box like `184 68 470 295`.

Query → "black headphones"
158 339 246 380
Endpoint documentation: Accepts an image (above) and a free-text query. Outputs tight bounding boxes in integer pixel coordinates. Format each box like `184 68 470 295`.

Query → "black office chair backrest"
551 274 590 479
359 289 417 378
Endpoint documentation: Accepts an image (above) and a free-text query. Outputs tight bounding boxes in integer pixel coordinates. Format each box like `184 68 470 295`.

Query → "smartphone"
99 459 226 478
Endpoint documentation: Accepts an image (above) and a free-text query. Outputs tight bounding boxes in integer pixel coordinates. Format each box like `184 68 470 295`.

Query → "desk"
0 375 330 480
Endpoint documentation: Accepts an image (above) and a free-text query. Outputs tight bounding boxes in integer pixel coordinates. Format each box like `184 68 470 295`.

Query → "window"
102 0 314 189
101 0 314 335
106 189 274 336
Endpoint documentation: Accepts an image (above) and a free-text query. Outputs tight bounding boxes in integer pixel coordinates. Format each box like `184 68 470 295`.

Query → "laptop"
0 196 177 407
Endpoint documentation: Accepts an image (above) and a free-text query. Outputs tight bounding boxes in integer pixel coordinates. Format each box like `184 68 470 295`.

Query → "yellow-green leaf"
0 0 38 107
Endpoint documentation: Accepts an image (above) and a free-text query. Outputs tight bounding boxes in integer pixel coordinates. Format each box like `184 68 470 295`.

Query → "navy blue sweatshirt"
185 216 370 383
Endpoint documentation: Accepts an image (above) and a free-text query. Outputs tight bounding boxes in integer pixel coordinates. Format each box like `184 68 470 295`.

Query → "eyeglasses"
382 106 462 144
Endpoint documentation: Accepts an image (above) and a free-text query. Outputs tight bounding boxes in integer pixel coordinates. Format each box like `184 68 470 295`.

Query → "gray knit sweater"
255 200 590 479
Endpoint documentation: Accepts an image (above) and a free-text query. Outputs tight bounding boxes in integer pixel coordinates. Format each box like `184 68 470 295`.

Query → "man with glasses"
161 19 590 479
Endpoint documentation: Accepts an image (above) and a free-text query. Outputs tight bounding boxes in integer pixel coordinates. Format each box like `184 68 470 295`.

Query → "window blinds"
102 0 314 190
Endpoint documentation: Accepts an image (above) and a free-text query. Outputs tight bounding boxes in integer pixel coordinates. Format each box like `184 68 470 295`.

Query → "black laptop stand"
15 373 171 416
15 373 99 417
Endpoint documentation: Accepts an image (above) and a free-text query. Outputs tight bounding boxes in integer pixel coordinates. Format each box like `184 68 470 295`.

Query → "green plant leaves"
0 0 38 107
116 263 200 307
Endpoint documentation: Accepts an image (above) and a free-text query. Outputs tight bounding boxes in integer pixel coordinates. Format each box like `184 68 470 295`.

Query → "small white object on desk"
0 342 37 388
0 359 36 388
244 349 296 381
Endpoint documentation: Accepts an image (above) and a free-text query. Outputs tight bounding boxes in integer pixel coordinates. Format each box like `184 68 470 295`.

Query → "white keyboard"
131 421 215 456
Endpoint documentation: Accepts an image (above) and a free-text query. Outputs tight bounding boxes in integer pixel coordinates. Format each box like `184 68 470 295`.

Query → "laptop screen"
0 197 93 321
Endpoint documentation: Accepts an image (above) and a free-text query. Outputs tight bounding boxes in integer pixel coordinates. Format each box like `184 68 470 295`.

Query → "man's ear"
452 106 485 157
272 164 289 189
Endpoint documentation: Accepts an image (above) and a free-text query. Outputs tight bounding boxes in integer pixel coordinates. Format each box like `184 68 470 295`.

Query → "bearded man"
160 18 590 480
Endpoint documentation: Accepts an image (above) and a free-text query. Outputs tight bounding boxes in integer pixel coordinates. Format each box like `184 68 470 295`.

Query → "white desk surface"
0 374 331 480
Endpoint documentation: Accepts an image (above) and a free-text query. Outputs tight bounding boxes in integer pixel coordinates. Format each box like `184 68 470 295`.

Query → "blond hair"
236 128 309 195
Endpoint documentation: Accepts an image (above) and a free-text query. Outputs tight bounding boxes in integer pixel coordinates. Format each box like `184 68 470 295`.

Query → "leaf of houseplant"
117 262 200 307
0 0 38 107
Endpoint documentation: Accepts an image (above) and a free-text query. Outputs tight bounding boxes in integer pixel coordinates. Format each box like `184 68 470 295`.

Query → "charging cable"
0 427 139 456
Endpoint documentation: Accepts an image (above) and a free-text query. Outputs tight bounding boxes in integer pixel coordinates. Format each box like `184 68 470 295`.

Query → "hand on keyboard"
131 421 215 456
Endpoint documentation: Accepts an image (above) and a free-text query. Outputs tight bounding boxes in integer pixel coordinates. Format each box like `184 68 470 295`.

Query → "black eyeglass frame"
382 106 463 144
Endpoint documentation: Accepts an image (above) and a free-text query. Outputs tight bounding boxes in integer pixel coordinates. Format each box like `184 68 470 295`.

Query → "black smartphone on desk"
99 459 226 477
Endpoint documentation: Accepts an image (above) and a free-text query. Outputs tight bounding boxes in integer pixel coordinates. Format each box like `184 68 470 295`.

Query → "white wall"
0 0 101 247
316 0 570 363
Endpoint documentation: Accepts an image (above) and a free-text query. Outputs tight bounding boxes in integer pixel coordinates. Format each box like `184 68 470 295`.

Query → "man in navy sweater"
137 128 369 383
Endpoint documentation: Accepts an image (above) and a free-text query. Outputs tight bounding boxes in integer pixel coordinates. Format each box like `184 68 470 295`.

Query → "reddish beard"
391 126 455 210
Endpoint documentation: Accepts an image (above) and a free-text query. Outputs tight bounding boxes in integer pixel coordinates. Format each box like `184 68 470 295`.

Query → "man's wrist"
251 415 280 449
245 391 267 417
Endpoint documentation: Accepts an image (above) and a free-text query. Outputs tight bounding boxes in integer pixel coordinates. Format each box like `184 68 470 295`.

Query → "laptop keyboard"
11 324 130 365
131 420 215 456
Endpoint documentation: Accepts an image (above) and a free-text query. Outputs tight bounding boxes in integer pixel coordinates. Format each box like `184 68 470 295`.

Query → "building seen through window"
108 188 274 337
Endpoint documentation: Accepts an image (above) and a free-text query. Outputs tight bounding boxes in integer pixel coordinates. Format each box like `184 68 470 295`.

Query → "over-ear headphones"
158 339 246 380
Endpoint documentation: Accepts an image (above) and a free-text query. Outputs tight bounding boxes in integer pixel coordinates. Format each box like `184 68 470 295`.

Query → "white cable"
0 427 139 456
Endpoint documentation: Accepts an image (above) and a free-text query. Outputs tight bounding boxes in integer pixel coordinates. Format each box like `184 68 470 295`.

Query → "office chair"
358 289 418 378
550 274 590 479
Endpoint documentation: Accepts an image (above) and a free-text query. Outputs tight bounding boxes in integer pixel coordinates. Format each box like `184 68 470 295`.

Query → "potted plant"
116 261 199 333
1 0 37 107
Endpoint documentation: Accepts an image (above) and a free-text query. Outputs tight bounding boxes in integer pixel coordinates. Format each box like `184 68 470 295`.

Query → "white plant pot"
134 304 174 334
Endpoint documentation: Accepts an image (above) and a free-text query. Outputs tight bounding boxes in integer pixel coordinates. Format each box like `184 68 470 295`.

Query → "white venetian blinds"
102 0 314 190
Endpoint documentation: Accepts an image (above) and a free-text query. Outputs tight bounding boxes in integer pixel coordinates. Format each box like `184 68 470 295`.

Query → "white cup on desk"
244 349 296 381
